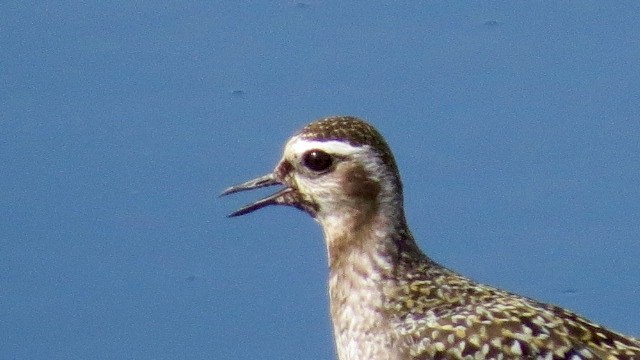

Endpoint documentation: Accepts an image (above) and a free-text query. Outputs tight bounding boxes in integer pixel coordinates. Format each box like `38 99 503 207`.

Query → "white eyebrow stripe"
285 138 366 158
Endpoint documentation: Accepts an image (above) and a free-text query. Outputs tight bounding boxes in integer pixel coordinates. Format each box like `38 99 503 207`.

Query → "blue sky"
2 2 639 359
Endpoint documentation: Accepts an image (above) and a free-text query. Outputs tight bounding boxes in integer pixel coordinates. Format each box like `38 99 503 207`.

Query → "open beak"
221 173 297 217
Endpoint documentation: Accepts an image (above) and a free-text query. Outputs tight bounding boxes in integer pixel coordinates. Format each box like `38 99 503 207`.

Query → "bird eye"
302 149 333 172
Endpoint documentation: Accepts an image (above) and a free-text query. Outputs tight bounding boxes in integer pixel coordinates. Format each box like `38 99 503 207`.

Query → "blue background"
2 2 639 359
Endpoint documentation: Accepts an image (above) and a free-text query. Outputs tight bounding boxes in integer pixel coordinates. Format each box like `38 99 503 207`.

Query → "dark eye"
302 149 333 172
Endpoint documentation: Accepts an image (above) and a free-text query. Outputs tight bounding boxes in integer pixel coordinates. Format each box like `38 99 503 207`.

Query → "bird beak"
221 173 298 217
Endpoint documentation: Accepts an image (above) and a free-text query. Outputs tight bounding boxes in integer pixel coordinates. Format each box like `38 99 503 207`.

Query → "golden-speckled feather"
223 116 639 360
387 251 640 359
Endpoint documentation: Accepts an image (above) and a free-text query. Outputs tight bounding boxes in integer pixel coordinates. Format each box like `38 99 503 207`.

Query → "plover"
222 116 639 360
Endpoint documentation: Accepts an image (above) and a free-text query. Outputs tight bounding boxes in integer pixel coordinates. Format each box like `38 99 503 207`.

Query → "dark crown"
298 116 401 184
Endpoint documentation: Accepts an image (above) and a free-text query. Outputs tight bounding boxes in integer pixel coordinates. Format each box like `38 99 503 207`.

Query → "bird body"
223 116 639 360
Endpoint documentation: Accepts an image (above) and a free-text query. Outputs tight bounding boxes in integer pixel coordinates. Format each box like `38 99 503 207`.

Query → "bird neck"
320 198 422 274
317 167 427 275
323 202 428 359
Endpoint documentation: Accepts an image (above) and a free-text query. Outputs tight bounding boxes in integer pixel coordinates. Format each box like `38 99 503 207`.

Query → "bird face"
222 116 402 232
222 136 385 222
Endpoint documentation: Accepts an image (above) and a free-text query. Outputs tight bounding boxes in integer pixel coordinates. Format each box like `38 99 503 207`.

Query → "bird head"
222 116 407 242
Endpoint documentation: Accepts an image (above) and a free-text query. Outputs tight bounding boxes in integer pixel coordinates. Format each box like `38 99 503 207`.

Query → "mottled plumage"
223 116 639 360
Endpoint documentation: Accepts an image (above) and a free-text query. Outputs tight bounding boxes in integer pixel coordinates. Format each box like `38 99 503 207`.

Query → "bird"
222 116 640 360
